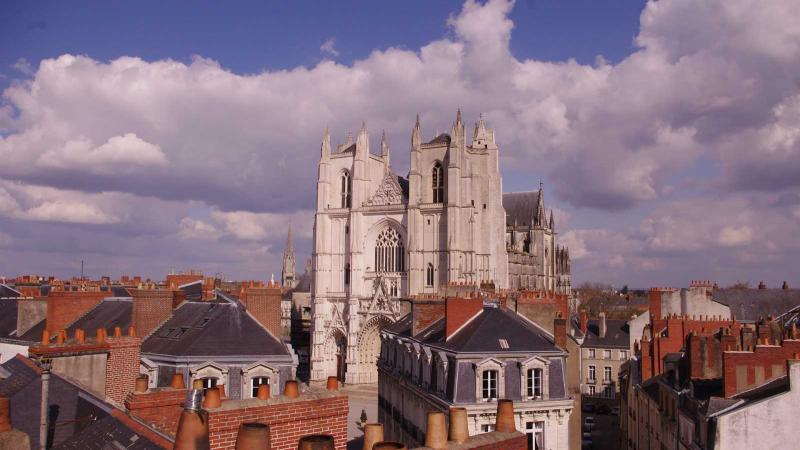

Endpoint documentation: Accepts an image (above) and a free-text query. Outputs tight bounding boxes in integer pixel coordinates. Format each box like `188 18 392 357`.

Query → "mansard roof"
141 301 290 358
389 305 561 354
503 190 542 227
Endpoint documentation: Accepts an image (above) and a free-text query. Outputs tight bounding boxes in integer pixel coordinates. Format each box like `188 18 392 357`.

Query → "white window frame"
526 421 545 450
475 357 505 401
588 385 596 396
620 350 628 360
588 349 596 359
519 356 550 400
240 361 280 398
250 376 270 398
190 361 228 392
603 349 612 360
588 365 596 382
604 366 612 382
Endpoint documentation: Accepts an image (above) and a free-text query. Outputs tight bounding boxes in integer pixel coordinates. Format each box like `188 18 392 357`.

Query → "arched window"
344 263 351 286
374 227 404 273
341 171 352 208
432 162 444 203
426 263 434 287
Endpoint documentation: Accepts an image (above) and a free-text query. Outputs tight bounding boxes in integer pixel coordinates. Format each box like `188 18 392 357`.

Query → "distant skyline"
1 0 799 287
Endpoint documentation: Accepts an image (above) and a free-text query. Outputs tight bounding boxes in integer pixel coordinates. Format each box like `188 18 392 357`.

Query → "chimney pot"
128 326 136 337
175 390 210 450
298 434 336 450
75 328 85 344
362 423 384 450
494 399 516 432
113 326 121 338
170 373 186 389
283 380 300 398
57 329 66 344
235 423 271 450
217 384 226 398
257 384 270 400
41 329 50 345
448 407 469 443
202 387 221 409
135 375 149 393
372 443 406 450
96 328 105 343
424 412 447 449
192 379 205 390
326 376 339 391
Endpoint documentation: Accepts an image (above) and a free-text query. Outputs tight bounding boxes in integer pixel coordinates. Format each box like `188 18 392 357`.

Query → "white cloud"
320 38 339 57
210 209 313 242
37 133 168 171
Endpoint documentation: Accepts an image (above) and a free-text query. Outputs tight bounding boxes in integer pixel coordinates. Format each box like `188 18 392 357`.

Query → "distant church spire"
321 127 331 158
412 114 421 149
281 224 296 289
381 130 390 172
549 210 555 231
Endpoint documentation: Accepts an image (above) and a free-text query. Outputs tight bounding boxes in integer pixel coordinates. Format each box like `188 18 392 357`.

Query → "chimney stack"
494 399 516 432
243 284 282 338
448 407 469 444
579 310 589 334
174 390 210 450
424 411 447 449
446 297 484 339
0 396 30 449
553 314 567 348
599 312 607 338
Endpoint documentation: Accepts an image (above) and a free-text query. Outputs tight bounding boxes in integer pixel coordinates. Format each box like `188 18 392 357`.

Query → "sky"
1 0 799 288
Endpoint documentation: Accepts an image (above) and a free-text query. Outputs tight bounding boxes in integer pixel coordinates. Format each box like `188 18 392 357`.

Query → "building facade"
378 297 573 450
310 113 571 384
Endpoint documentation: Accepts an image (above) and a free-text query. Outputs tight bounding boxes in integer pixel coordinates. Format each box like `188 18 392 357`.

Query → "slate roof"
0 299 20 338
141 302 290 357
503 191 541 227
0 356 162 449
66 298 132 337
178 280 203 301
17 319 46 343
425 133 451 146
0 284 21 298
712 288 800 322
578 319 630 349
111 286 131 297
389 306 560 354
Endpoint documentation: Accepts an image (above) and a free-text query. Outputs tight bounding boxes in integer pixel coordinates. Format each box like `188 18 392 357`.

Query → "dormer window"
527 368 543 398
520 356 550 400
482 370 498 400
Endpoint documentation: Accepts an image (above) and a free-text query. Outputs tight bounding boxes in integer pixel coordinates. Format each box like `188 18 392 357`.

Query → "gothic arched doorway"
335 333 347 382
356 315 392 384
323 329 347 382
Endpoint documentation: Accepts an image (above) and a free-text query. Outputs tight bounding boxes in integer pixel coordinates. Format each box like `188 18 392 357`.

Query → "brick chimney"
44 290 107 333
553 314 567 348
410 297 446 336
579 309 588 334
131 289 181 338
445 297 484 340
244 280 282 338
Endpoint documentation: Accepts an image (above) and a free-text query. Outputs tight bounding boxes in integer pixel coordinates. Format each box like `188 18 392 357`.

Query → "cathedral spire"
536 185 546 226
321 127 331 159
412 114 421 149
381 130 390 172
549 210 555 231
474 113 487 140
285 223 294 253
281 224 296 289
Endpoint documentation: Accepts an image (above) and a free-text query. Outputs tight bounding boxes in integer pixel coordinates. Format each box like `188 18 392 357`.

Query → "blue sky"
1 0 798 288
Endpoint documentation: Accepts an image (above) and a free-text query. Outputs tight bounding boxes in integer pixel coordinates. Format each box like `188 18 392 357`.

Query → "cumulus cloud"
0 0 798 284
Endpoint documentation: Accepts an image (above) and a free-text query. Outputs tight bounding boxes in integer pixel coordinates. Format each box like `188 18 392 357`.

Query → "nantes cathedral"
307 112 571 383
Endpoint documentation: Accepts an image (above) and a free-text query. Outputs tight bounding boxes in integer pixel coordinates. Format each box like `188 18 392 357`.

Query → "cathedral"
308 112 571 384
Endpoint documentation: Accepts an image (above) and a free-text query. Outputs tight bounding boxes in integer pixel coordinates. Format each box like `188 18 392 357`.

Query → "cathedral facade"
309 112 570 383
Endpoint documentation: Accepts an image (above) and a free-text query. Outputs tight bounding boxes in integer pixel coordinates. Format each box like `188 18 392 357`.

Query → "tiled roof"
141 302 290 357
66 298 132 337
53 415 162 450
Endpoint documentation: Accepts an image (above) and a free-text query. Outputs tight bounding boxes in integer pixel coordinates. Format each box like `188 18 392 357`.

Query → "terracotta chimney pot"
362 423 384 450
448 407 469 443
75 328 85 344
170 373 186 389
114 326 122 338
135 375 149 393
494 399 516 432
0 396 11 432
297 434 335 450
283 380 300 398
202 387 221 409
128 326 136 337
235 422 271 450
175 390 210 450
217 384 226 398
326 376 339 391
257 384 270 400
56 329 66 344
96 328 106 343
192 379 205 390
424 411 447 449
41 329 50 345
372 443 406 450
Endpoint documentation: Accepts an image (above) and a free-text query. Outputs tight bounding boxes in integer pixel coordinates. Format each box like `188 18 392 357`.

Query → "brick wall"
206 393 348 450
125 388 186 436
244 285 282 338
445 297 484 339
45 290 107 333
105 336 142 406
131 289 176 337
166 273 203 289
722 339 800 396
410 298 445 336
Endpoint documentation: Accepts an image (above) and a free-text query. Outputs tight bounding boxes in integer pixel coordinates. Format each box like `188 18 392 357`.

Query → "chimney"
174 390 209 450
448 407 468 444
235 423 271 450
410 298 446 336
298 434 335 450
0 396 31 449
44 290 107 333
131 289 179 337
599 312 607 338
579 310 588 334
362 423 384 450
553 314 567 348
243 283 282 338
424 411 447 449
446 297 484 339
494 399 516 432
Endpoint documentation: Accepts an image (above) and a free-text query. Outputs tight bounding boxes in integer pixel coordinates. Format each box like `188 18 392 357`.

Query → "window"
603 385 613 398
588 385 596 396
344 263 350 286
603 350 612 360
588 349 596 359
481 424 494 433
588 365 596 382
341 171 352 208
527 368 543 398
526 421 545 450
375 227 404 273
482 370 498 400
426 263 434 287
604 366 612 382
251 376 269 398
621 350 628 360
200 377 217 391
432 162 444 203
